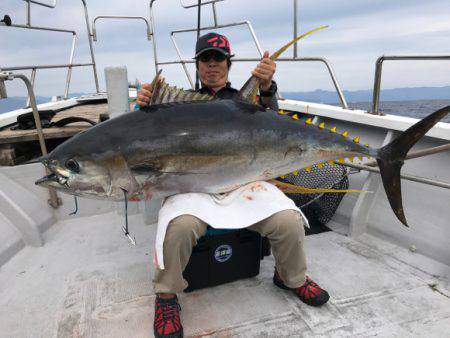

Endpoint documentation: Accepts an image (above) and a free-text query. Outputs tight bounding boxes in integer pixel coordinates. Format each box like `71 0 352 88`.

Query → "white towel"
154 181 308 269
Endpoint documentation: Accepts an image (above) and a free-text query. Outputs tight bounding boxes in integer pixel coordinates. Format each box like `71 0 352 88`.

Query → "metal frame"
179 0 225 9
371 55 450 115
1 0 100 105
22 0 57 8
150 0 348 108
92 16 152 42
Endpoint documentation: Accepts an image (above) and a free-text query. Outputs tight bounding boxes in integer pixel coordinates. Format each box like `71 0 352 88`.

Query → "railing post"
372 56 384 115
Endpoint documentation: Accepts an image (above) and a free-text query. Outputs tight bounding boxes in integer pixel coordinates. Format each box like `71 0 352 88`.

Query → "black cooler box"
183 229 269 292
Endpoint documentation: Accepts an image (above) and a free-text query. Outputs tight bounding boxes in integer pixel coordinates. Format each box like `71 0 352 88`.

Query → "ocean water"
1 98 449 123
348 99 450 123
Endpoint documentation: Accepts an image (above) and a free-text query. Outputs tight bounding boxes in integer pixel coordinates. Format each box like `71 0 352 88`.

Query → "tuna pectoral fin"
376 105 450 227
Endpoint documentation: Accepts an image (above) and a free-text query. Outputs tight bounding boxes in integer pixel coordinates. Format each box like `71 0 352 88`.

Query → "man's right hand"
136 83 153 107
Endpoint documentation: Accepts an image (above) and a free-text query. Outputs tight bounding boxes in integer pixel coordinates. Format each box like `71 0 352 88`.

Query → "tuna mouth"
35 172 69 187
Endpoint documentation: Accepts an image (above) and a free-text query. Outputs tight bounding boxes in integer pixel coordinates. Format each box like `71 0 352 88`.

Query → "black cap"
195 32 233 58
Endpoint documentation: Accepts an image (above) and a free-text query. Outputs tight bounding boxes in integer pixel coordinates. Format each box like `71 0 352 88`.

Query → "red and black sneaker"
154 295 183 338
273 270 330 307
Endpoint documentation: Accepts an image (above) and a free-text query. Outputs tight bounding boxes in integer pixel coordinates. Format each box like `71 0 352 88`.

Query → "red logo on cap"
207 35 231 53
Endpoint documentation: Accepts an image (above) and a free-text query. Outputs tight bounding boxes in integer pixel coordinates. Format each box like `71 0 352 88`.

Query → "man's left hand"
251 51 276 91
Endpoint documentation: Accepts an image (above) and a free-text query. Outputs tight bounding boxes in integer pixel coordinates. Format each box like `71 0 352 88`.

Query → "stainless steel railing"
371 55 450 115
0 71 59 207
149 0 349 108
1 0 100 106
92 16 152 42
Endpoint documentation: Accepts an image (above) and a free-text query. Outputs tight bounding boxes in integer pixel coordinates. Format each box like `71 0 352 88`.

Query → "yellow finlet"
293 170 299 176
305 166 312 173
278 109 287 115
292 114 299 120
306 118 313 125
319 122 325 129
353 136 360 143
342 131 349 138
330 126 337 133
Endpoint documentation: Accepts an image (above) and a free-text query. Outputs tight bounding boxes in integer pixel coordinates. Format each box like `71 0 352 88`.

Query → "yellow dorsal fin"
306 118 313 125
328 160 335 166
270 25 329 60
353 136 360 143
319 122 325 129
305 166 312 173
365 144 370 148
317 163 323 169
342 131 348 138
292 170 299 176
330 126 337 133
278 109 287 115
238 25 328 105
292 114 299 120
338 158 345 163
348 157 354 162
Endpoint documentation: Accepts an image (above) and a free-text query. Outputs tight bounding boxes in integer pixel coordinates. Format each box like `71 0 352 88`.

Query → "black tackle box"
183 229 270 292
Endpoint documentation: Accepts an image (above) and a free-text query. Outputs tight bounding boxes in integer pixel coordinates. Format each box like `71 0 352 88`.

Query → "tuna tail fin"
237 25 328 105
376 105 450 227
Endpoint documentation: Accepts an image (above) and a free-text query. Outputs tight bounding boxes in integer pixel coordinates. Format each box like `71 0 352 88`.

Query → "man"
136 32 329 338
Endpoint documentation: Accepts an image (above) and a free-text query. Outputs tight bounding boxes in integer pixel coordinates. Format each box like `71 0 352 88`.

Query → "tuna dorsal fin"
149 70 215 105
237 25 329 105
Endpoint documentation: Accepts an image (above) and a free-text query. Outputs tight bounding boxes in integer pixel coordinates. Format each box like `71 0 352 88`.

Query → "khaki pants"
153 209 307 294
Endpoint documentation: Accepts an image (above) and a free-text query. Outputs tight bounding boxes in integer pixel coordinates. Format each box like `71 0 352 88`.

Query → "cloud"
1 0 449 97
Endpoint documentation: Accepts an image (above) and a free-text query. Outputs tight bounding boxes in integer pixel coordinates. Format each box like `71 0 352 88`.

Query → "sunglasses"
198 51 227 63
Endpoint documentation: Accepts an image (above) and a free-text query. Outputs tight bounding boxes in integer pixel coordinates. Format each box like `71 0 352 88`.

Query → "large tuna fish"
35 29 450 227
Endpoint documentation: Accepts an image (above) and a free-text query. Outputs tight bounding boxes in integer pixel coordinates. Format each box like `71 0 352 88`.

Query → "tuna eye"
65 159 80 173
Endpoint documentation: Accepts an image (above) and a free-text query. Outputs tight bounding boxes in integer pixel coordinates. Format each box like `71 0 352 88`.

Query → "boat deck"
1 211 449 338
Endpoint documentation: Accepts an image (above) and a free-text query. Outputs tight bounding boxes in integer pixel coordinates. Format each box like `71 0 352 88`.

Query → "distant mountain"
282 86 450 103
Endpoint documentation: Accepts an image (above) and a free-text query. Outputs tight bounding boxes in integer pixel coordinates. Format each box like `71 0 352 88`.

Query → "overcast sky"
1 0 450 98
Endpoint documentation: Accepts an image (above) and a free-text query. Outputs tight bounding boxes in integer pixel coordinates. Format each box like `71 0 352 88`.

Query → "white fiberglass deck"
1 211 449 338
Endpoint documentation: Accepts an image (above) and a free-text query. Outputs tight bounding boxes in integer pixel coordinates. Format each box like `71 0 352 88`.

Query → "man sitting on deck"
136 32 330 338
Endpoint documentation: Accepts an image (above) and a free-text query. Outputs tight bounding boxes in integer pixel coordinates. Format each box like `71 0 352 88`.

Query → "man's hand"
135 76 163 108
251 51 276 91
